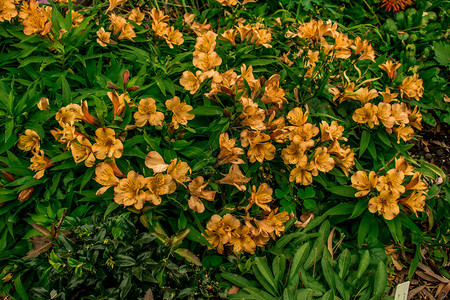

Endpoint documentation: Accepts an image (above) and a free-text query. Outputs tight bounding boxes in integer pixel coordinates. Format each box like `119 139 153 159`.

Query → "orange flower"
55 104 84 124
351 87 379 104
51 123 77 145
128 7 144 25
145 151 169 173
165 96 195 129
408 106 423 130
70 10 83 27
246 183 273 212
134 98 164 127
70 136 96 167
220 28 237 46
393 125 414 143
216 0 238 6
37 97 49 111
146 173 176 205
251 28 272 48
180 70 202 94
114 171 150 209
167 158 191 186
217 133 245 165
404 172 427 191
0 0 17 22
229 226 256 254
368 191 400 220
399 73 424 101
152 20 169 36
395 156 414 176
320 120 347 142
379 61 401 81
377 103 396 128
149 8 169 23
194 30 217 55
118 23 136 41
311 147 335 176
107 91 134 116
93 162 120 195
400 191 426 217
193 51 222 71
289 155 314 185
281 143 306 165
217 164 251 191
109 13 127 35
107 0 126 13
351 171 378 197
165 26 184 48
381 88 399 103
352 103 379 128
391 103 409 125
188 176 216 213
239 97 266 131
205 214 240 253
381 0 413 12
287 106 309 127
97 27 111 47
92 128 123 160
17 129 40 152
22 1 52 36
262 209 290 237
244 131 276 164
29 150 52 179
376 169 405 197
261 74 286 107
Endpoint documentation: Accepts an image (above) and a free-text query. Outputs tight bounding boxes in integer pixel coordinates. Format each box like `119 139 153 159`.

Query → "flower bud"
2 171 15 182
122 70 130 86
18 186 34 202
37 98 50 111
126 85 139 92
107 82 119 90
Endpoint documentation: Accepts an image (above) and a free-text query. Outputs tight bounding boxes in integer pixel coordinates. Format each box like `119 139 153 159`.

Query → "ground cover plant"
0 0 448 299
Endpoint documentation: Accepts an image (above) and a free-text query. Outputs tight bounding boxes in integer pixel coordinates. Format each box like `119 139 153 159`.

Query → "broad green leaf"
372 261 388 298
174 248 202 266
221 272 257 288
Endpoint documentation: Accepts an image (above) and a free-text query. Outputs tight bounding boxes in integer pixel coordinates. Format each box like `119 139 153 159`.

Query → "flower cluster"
351 156 427 220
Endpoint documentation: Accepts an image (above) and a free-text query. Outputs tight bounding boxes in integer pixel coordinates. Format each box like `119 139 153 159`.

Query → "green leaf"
356 250 370 278
289 242 310 281
303 199 316 209
221 272 257 288
253 257 277 292
433 42 450 67
115 254 136 267
297 186 315 199
189 106 223 116
326 186 357 198
359 130 370 157
358 211 374 247
324 203 355 216
14 274 29 300
50 151 73 164
243 287 277 300
174 248 202 266
321 255 336 291
338 249 351 279
372 261 388 298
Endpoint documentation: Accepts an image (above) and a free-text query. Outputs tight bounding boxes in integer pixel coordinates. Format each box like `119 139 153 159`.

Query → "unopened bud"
126 85 139 92
107 82 119 90
37 98 50 111
122 70 130 86
18 186 34 202
2 171 15 182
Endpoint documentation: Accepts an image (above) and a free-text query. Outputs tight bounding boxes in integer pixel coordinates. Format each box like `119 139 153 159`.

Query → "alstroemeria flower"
320 120 347 142
351 170 378 197
217 164 251 191
399 73 424 101
167 159 191 186
134 98 164 127
400 191 426 217
96 27 111 46
217 133 245 165
165 96 195 129
311 147 335 176
29 150 52 179
368 191 400 220
180 70 202 94
379 60 401 81
246 183 273 212
352 103 379 128
145 151 169 173
261 74 286 107
289 155 314 186
194 30 217 55
376 169 405 197
55 104 84 124
109 13 127 35
92 128 123 160
114 171 149 210
165 26 184 48
229 226 256 254
146 173 176 205
0 0 17 22
17 129 40 152
93 162 120 195
118 23 136 41
188 176 216 213
128 7 144 25
70 136 96 167
193 51 222 71
107 0 127 12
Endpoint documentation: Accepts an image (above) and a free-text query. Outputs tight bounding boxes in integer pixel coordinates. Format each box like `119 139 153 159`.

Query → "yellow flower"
391 103 409 125
381 88 399 103
379 60 401 81
96 27 111 47
22 1 52 36
92 128 123 160
320 120 347 142
216 0 238 6
188 176 216 213
193 51 222 71
55 104 84 125
165 96 195 129
399 73 424 101
145 151 169 173
37 97 49 111
352 103 379 128
70 136 96 167
287 106 309 127
17 129 40 152
118 23 136 41
146 173 176 205
394 156 414 176
404 172 427 191
311 147 335 176
165 26 184 48
70 10 83 27
377 103 396 129
368 191 400 220
205 214 240 253
376 169 405 197
194 30 217 55
243 131 276 164
229 226 256 254
393 125 414 143
251 28 272 48
0 0 18 22
51 123 77 145
239 97 266 131
180 70 202 94
246 183 273 212
281 143 306 165
107 91 134 116
114 171 149 210
149 8 169 23
400 191 426 217
109 13 126 35
351 87 378 104
29 150 52 179
217 133 245 165
219 28 237 46
93 162 120 195
408 106 423 130
134 98 164 127
106 0 126 13
167 158 191 186
289 155 313 186
351 170 378 197
261 74 286 107
152 20 169 37
128 7 144 25
217 164 251 191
